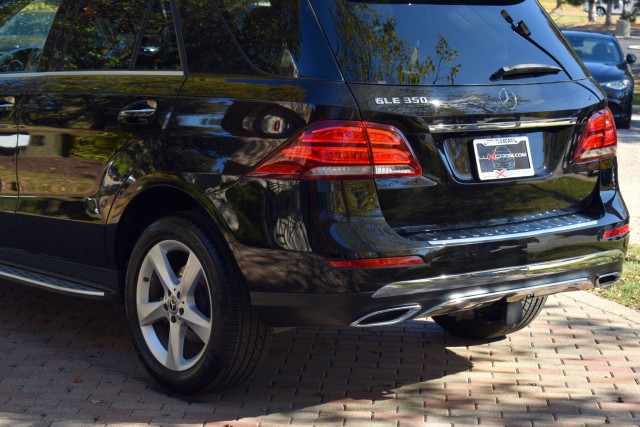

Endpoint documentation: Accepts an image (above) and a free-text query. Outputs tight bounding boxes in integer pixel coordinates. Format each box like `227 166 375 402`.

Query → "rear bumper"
249 248 626 327
223 178 629 328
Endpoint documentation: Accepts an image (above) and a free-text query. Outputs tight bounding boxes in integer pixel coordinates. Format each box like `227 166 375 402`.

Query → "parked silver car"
583 0 636 17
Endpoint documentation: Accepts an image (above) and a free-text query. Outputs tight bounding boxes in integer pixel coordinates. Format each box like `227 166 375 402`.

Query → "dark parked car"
563 30 636 128
0 0 629 393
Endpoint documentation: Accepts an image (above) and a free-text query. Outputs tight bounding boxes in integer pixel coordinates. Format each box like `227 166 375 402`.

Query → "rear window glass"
310 0 587 85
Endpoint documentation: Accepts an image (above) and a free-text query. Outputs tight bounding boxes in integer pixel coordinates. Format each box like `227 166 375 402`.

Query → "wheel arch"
107 176 234 299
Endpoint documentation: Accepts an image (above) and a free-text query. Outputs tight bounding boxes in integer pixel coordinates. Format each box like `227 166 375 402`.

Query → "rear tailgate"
310 0 605 234
349 81 605 231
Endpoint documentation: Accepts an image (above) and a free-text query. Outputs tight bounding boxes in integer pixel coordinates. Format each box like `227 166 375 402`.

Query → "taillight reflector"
247 121 422 180
326 256 425 269
574 108 617 163
602 224 630 240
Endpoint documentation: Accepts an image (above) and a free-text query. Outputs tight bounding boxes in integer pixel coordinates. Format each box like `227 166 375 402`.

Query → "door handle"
0 96 15 114
118 100 157 124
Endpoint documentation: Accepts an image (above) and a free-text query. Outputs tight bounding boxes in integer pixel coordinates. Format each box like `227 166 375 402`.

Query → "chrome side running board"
0 263 105 297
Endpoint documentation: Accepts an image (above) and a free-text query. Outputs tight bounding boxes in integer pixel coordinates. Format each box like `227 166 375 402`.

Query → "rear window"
310 0 587 85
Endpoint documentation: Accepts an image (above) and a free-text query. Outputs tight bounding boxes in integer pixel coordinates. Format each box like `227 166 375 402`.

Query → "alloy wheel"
135 240 213 371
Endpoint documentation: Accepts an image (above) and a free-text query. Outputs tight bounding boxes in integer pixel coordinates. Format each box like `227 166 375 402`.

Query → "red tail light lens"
326 256 425 268
574 108 617 163
247 121 422 180
602 224 629 240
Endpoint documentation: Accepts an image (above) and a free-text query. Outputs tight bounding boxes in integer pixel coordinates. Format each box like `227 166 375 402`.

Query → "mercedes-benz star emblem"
499 88 518 110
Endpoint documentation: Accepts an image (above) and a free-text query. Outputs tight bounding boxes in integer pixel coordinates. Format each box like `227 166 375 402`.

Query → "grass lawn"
593 245 640 310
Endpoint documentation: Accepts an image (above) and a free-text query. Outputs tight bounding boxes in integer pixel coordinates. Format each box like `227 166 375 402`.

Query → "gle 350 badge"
473 136 534 181
375 96 430 105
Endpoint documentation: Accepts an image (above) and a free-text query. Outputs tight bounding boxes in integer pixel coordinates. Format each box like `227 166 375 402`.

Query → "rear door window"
134 0 181 70
310 0 587 85
59 0 148 70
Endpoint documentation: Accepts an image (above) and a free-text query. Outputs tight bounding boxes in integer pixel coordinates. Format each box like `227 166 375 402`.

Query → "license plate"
473 136 534 181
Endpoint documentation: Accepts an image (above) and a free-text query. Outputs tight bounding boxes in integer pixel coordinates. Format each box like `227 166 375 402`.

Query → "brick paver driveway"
0 283 638 427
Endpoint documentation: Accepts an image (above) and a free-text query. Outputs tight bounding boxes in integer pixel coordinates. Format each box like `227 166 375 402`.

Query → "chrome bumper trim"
427 220 598 245
372 250 624 299
417 277 595 319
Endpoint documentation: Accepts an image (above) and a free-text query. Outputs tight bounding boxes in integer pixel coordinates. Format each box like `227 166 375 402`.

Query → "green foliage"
595 245 640 310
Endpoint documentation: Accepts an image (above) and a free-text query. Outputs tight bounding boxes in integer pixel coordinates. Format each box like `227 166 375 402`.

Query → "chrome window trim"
0 70 185 78
428 118 577 133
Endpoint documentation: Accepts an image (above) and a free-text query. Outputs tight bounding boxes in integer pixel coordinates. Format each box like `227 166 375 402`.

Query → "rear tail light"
602 224 629 240
247 121 422 180
574 108 617 163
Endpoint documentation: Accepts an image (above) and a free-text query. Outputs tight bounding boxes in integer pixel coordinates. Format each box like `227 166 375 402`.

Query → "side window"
61 0 148 70
133 0 181 70
217 0 301 77
0 0 61 73
178 0 251 74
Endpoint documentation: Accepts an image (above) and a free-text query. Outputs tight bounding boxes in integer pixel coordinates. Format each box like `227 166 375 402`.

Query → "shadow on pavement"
0 284 638 425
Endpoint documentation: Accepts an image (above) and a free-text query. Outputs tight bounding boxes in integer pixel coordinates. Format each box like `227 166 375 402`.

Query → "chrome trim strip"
0 269 105 297
427 220 598 245
428 118 577 133
350 304 422 328
0 70 184 78
417 278 593 319
372 250 624 299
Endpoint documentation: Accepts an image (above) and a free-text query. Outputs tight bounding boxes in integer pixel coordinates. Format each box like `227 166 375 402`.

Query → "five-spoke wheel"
125 214 269 393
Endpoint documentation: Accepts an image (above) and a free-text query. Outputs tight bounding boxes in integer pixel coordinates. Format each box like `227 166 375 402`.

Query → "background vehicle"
583 0 637 17
0 0 629 393
563 30 636 128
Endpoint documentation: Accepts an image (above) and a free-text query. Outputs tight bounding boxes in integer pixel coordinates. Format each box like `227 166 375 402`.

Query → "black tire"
433 296 547 340
617 104 632 129
617 117 631 129
124 213 270 393
595 6 606 17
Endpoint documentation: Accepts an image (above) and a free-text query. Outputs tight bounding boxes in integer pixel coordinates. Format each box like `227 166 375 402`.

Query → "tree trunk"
588 0 595 22
606 1 614 25
556 0 563 9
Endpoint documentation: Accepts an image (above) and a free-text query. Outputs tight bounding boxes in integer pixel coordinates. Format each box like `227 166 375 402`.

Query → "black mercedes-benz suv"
0 0 630 393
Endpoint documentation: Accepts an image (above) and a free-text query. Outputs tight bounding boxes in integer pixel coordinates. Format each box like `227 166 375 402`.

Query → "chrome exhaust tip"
596 272 621 289
350 304 422 328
